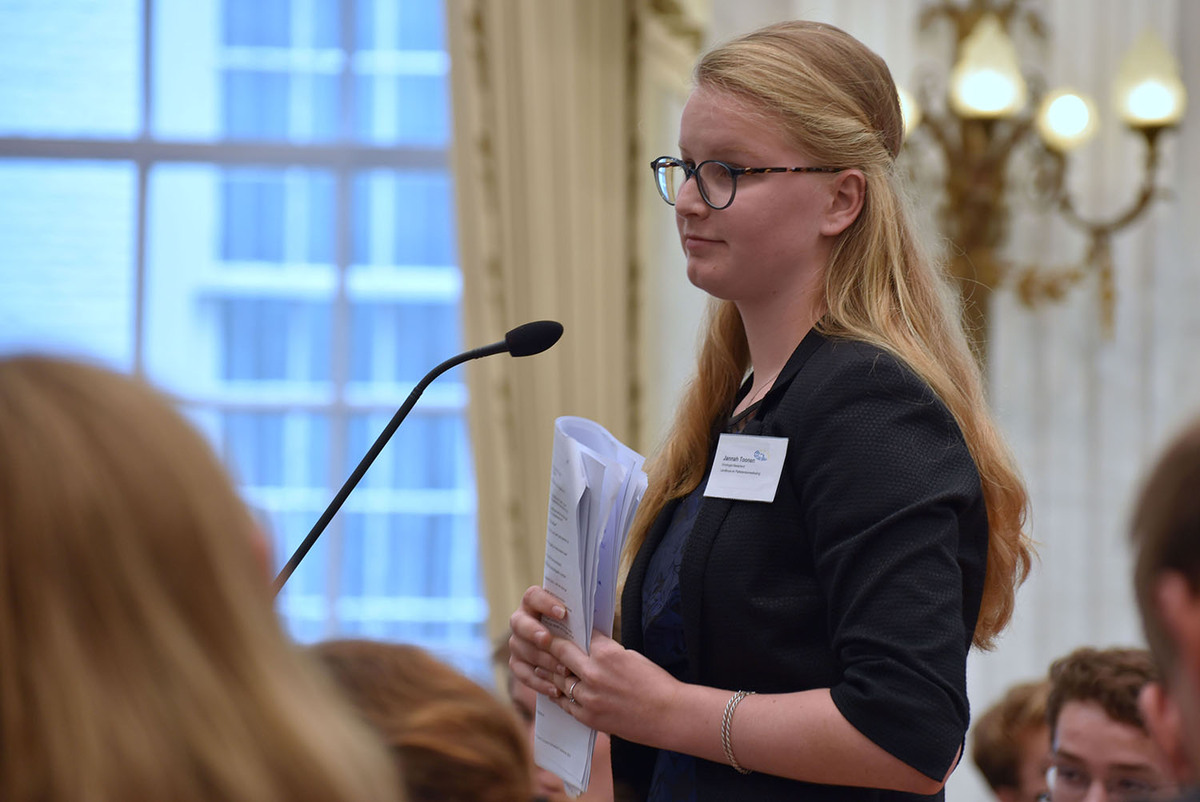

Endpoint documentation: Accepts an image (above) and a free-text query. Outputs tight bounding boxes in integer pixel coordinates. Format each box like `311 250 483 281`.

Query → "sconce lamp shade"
949 13 1028 119
1114 29 1187 128
1036 89 1099 151
897 85 922 141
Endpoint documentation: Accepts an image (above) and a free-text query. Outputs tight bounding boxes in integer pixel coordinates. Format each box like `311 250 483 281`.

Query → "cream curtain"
446 0 706 645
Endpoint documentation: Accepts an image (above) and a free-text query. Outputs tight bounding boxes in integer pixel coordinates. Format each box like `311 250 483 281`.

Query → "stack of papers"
534 416 648 796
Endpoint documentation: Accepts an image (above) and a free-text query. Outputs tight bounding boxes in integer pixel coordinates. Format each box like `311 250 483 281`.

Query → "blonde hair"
624 20 1031 649
0 355 403 802
314 639 532 802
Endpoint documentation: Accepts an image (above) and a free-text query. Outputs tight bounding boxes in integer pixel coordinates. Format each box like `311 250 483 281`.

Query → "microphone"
272 320 563 593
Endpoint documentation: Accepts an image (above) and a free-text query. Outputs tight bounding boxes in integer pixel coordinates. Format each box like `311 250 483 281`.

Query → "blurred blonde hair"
624 20 1031 649
315 639 532 802
0 355 403 802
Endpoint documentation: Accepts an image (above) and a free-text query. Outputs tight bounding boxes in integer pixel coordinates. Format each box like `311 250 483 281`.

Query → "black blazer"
613 330 988 802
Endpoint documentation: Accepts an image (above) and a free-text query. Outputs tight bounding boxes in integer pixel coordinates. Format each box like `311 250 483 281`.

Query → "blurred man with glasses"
1042 647 1177 802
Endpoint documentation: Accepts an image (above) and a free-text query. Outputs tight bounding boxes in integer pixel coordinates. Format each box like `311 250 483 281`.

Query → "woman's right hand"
508 585 569 698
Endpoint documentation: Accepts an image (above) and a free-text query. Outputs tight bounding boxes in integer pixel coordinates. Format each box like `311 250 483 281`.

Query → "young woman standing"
510 20 1031 801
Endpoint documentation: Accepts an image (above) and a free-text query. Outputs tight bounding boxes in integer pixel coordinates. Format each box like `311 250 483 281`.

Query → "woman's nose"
673 173 708 215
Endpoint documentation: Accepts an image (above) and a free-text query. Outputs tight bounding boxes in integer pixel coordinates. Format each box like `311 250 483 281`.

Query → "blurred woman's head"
315 639 532 802
0 354 402 802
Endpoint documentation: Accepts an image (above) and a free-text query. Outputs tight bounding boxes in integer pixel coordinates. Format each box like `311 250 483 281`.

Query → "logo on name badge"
704 433 789 503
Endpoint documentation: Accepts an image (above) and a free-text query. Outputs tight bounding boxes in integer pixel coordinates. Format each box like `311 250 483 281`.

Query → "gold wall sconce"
900 0 1187 361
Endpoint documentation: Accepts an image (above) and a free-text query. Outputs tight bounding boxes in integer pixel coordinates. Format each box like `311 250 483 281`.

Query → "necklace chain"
744 366 783 409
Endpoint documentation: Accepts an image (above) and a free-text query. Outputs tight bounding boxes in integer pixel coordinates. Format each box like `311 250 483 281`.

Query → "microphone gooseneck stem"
272 341 505 594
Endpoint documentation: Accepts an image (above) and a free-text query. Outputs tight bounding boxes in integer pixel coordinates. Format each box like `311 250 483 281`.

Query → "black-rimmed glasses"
650 156 843 210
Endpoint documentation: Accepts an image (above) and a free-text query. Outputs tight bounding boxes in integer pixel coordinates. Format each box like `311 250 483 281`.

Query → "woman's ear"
1156 572 1200 676
1139 680 1193 783
820 169 866 237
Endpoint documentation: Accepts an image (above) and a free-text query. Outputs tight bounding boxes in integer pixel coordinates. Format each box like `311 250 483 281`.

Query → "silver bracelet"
720 690 755 774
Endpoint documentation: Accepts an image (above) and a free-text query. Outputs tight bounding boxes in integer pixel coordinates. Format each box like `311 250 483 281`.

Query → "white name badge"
703 433 789 502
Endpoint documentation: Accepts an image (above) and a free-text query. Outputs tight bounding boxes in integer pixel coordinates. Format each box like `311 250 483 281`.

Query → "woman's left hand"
540 629 683 747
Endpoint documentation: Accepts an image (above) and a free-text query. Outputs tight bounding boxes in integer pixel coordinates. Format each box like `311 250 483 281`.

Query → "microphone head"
504 320 563 357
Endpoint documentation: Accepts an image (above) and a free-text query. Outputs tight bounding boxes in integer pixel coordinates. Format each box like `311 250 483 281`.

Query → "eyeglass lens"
654 160 736 209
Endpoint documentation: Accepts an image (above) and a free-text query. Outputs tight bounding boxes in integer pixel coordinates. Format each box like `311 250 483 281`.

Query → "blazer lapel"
679 491 736 684
755 327 826 409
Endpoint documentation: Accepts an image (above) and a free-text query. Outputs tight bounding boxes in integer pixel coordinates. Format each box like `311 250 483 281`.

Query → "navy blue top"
642 480 704 802
641 404 759 801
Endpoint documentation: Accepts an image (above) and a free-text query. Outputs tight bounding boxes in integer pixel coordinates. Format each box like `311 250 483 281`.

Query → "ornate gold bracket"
908 0 1185 364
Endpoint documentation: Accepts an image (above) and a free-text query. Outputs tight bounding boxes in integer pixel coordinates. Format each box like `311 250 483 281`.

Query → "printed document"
533 416 647 796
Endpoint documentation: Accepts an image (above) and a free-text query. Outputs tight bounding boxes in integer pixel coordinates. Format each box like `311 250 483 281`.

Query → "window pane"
5 0 485 679
353 169 457 265
353 0 449 145
313 0 341 49
222 169 287 259
222 70 291 139
0 161 136 368
349 168 461 386
220 68 341 143
153 0 221 140
219 168 336 263
354 70 450 146
358 0 445 50
348 301 462 386
144 164 337 396
338 514 485 626
154 0 343 142
224 0 291 47
217 298 333 382
346 412 470 490
220 410 331 488
397 0 446 50
0 0 140 137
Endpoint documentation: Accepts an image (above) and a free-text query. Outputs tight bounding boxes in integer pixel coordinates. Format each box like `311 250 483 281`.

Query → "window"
0 0 489 679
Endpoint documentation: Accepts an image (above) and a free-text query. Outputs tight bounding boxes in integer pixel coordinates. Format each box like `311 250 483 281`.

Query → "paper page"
579 450 611 641
534 424 598 792
534 416 648 796
557 417 648 638
540 428 590 652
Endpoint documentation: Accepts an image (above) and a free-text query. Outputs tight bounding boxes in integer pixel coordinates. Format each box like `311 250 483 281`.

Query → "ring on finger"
567 677 581 705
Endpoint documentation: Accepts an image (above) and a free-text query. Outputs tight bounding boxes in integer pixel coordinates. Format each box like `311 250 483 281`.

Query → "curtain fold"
447 0 705 645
